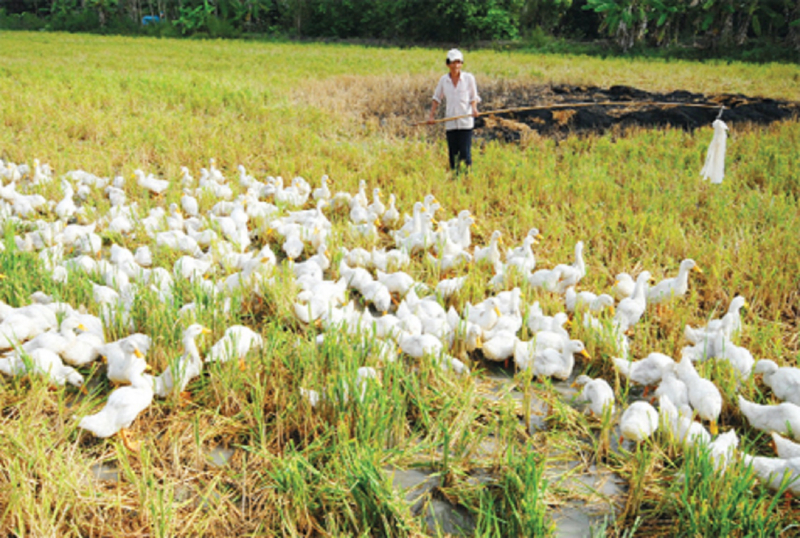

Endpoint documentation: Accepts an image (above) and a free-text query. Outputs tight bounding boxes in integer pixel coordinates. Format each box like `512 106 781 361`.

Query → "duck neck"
183 336 202 364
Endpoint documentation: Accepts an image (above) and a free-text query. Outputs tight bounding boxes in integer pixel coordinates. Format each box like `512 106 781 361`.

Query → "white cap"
446 49 464 63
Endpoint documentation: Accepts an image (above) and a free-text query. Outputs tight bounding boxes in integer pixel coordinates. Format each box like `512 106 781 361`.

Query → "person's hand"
472 110 479 118
427 117 434 125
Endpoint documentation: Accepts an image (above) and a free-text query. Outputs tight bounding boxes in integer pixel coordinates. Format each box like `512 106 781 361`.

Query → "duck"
658 394 711 448
527 266 564 292
526 302 560 333
573 374 615 417
525 339 588 380
368 188 385 217
505 235 537 276
530 314 571 352
55 179 77 222
613 271 651 332
152 324 211 398
612 272 636 300
17 316 84 358
0 303 58 350
0 347 84 387
555 240 586 294
685 295 748 344
739 395 800 440
312 175 332 202
474 230 504 266
134 169 169 196
78 356 153 451
398 332 443 359
741 453 800 496
708 429 739 472
179 166 194 187
647 258 702 306
614 352 675 392
771 432 800 459
104 338 148 386
620 401 659 443
653 371 689 409
381 194 400 229
436 276 466 299
376 269 416 297
63 325 105 367
565 287 614 314
237 164 257 188
481 330 518 363
205 325 264 369
446 209 474 250
677 355 723 435
754 359 800 406
465 298 501 333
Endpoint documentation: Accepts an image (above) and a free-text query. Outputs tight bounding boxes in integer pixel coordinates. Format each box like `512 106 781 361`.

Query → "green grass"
0 31 799 536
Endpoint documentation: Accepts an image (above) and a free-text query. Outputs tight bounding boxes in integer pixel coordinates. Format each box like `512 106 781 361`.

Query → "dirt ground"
472 84 800 142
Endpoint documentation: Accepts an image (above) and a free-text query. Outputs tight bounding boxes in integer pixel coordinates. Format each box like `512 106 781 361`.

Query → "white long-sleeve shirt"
432 72 480 131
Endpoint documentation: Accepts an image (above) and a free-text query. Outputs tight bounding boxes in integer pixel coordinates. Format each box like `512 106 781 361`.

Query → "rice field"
1 31 799 536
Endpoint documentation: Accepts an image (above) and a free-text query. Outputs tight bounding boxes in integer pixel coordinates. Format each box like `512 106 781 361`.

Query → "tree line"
2 0 798 56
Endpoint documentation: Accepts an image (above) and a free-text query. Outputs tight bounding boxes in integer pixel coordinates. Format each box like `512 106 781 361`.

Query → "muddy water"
385 466 476 536
478 366 625 537
90 461 120 482
207 445 235 467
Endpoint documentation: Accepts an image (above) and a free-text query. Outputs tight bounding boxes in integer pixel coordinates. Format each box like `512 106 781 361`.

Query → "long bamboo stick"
411 101 726 126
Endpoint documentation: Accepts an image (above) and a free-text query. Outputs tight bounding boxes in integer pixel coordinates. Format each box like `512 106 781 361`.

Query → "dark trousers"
446 129 473 171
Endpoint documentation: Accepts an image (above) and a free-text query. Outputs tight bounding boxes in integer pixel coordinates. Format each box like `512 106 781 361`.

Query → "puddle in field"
386 466 440 510
547 460 626 537
90 461 120 482
421 498 476 536
553 505 610 538
207 445 235 467
385 466 477 536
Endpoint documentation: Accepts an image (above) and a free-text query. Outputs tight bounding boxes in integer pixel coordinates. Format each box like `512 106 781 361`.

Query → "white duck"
739 396 800 440
527 339 588 380
677 356 722 435
614 352 675 392
658 394 711 448
612 272 636 300
613 271 651 332
78 357 153 451
653 371 689 410
742 453 800 496
205 325 264 369
620 401 659 443
565 287 614 314
104 338 148 386
505 235 537 275
573 374 615 417
312 175 332 202
474 230 504 266
381 194 400 229
152 324 210 398
753 359 800 406
0 347 83 387
527 266 564 292
555 241 586 294
134 169 169 196
481 330 518 363
647 258 702 306
772 432 800 459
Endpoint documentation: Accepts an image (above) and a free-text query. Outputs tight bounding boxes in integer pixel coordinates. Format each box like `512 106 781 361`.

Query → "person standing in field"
428 49 481 174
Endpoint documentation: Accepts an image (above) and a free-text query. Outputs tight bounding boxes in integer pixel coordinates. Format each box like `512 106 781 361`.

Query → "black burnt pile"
474 85 800 142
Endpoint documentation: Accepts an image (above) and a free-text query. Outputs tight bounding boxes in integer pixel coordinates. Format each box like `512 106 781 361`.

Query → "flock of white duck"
0 156 799 496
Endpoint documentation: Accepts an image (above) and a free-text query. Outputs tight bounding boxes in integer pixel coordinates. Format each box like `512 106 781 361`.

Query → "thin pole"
411 101 726 126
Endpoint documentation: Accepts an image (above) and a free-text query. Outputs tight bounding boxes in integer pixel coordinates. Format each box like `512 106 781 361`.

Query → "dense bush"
0 0 798 58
